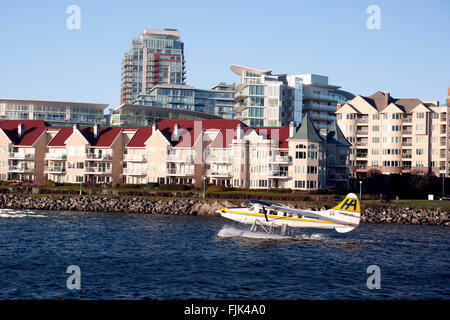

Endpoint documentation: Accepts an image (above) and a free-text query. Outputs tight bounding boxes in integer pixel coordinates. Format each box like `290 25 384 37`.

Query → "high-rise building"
293 74 354 132
231 64 303 127
121 29 186 104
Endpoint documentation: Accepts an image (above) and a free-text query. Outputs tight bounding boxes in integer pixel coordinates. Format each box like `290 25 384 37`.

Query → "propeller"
262 206 269 222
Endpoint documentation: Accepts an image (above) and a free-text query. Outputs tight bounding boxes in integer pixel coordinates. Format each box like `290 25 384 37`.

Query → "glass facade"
121 29 186 104
0 100 107 126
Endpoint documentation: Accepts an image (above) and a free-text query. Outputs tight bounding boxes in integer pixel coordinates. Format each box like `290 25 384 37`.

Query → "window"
372 125 379 132
416 112 425 119
373 114 380 120
416 149 424 155
295 151 306 159
307 166 318 174
295 180 305 189
346 114 355 120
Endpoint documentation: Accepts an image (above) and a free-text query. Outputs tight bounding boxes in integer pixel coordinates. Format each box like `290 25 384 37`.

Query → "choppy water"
0 208 448 299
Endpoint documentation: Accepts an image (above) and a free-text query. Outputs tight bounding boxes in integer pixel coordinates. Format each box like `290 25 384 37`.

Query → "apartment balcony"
402 154 412 159
8 153 35 160
167 154 193 163
85 153 113 161
85 167 112 174
403 117 412 123
304 103 336 113
402 141 412 147
44 166 66 174
268 170 290 179
269 155 292 164
206 170 232 178
45 154 67 160
8 165 34 173
233 93 248 103
356 130 368 135
356 118 369 124
305 93 338 102
356 153 368 158
166 168 194 176
206 156 234 164
402 129 412 135
123 168 147 176
123 154 147 162
328 174 348 181
356 141 368 147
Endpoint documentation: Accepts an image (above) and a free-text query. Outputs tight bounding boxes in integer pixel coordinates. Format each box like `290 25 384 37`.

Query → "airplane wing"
267 203 324 220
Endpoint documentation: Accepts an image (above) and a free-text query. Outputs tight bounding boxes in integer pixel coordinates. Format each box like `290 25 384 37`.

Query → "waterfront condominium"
231 64 303 128
295 74 354 132
336 90 450 179
230 65 353 130
121 29 186 105
110 83 236 126
0 117 350 190
0 98 108 127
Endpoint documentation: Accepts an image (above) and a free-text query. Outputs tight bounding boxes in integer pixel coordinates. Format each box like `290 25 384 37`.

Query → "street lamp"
203 177 207 199
359 180 362 202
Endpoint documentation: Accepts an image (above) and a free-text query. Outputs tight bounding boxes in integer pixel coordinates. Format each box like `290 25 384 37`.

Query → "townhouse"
0 116 351 190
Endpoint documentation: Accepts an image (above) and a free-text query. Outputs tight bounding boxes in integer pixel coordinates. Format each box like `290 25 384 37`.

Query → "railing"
44 166 66 173
356 118 369 124
86 154 113 161
8 153 34 160
356 130 368 135
403 118 412 123
167 154 193 163
123 154 147 162
45 154 67 160
123 168 147 175
207 156 234 164
8 165 34 173
269 155 292 164
85 167 112 174
268 171 290 178
402 142 412 146
206 170 232 178
356 141 368 146
402 130 412 135
402 154 412 159
166 168 194 176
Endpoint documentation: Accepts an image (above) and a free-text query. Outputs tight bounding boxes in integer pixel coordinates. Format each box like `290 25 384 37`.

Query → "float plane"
217 193 361 235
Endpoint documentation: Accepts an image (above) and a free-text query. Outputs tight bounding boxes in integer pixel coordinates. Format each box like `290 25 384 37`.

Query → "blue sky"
0 0 449 111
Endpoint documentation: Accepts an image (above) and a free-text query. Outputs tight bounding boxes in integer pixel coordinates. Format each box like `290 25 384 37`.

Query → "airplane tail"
332 193 361 233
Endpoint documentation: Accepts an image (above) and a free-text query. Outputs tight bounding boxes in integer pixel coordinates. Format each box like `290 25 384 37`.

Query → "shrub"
43 180 57 187
146 182 159 190
158 184 191 191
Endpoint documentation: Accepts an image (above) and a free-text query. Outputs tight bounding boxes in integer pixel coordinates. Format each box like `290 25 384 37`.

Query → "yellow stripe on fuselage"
221 209 345 225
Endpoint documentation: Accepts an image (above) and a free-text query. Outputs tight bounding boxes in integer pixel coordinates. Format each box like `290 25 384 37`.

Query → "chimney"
151 123 156 133
336 103 342 111
93 124 100 139
384 91 390 107
289 121 296 138
236 123 243 139
173 123 180 141
73 123 79 131
17 123 24 138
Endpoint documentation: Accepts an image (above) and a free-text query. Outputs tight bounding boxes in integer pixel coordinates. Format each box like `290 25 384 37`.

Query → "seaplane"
217 193 361 235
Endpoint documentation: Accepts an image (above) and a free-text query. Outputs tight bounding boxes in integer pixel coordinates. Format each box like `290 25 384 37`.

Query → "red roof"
0 120 48 146
127 127 153 148
48 127 73 147
157 119 245 148
254 126 290 148
48 126 124 147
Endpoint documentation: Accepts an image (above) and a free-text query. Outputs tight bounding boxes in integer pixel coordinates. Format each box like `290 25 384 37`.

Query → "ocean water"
0 208 448 299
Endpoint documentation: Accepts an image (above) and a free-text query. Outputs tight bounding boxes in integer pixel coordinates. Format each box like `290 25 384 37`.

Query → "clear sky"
0 0 449 111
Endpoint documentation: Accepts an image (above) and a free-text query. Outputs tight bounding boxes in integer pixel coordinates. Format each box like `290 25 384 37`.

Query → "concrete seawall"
0 194 448 226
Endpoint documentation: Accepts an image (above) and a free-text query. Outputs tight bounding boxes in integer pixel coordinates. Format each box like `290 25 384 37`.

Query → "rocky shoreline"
0 194 448 226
